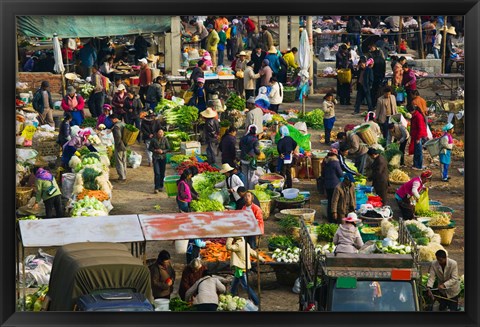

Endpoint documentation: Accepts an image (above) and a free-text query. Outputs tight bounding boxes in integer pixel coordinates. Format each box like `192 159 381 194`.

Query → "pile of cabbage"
217 294 248 311
271 247 300 263
315 242 336 254
71 196 108 217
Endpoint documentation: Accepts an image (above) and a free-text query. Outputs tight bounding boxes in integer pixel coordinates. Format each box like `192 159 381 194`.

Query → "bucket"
423 139 441 157
153 299 170 311
320 199 328 219
174 240 189 254
20 93 30 103
61 173 76 199
164 175 180 197
129 76 140 86
311 158 322 178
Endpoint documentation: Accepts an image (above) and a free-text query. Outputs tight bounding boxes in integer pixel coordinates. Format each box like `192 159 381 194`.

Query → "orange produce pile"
453 139 464 149
200 242 274 263
77 189 109 201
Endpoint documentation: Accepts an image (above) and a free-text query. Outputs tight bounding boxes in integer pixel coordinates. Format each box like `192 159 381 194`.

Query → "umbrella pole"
441 16 448 74
257 249 261 311
418 17 425 59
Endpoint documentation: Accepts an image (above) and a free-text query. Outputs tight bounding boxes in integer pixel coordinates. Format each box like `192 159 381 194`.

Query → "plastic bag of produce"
127 151 142 169
415 189 429 213
16 148 38 164
21 125 37 141
243 300 258 312
292 278 301 294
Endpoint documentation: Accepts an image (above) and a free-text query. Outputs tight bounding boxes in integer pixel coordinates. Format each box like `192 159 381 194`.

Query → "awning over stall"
17 16 172 38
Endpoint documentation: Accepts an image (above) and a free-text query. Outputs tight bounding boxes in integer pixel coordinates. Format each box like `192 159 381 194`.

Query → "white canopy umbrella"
298 29 311 114
52 33 66 96
52 33 65 74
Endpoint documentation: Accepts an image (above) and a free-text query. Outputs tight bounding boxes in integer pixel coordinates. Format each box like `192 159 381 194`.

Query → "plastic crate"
359 227 380 243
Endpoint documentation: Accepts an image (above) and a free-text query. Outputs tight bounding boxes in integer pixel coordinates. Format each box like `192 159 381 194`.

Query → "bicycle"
426 92 449 120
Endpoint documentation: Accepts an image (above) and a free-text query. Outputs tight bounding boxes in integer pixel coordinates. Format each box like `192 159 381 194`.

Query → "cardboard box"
180 141 201 156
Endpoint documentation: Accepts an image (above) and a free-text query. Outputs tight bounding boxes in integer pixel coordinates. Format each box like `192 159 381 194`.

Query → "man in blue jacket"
353 57 374 114
78 40 97 79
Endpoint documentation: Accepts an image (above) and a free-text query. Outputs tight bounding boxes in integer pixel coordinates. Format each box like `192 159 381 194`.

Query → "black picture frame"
1 1 478 326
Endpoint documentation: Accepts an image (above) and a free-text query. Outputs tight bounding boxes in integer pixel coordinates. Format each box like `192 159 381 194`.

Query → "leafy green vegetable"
191 198 225 212
315 223 339 242
163 105 199 130
169 297 191 311
154 98 177 114
225 93 246 111
263 147 279 158
299 109 324 130
277 215 300 231
81 117 97 128
124 124 139 132
220 120 231 127
268 235 297 248
275 194 305 203
416 237 430 246
82 167 102 190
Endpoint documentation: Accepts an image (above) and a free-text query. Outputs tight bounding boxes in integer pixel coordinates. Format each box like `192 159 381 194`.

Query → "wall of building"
18 72 63 94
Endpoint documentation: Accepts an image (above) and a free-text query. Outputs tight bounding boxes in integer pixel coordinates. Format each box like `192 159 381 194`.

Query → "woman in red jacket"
242 191 264 249
408 105 428 170
61 86 85 126
112 84 128 121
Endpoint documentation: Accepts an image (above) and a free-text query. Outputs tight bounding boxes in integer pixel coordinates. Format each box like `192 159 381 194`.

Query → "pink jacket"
396 176 423 199
177 180 192 202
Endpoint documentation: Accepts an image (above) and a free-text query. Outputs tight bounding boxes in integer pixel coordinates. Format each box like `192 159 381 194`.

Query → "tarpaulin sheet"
17 16 171 38
47 242 152 311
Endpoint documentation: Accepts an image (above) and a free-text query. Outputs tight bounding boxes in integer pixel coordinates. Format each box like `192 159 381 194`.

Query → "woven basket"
283 89 297 103
122 128 140 146
16 187 34 208
355 125 376 146
280 208 316 224
259 200 271 220
430 224 456 245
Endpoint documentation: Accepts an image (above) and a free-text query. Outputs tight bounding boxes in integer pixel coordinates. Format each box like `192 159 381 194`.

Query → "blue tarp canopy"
17 16 171 38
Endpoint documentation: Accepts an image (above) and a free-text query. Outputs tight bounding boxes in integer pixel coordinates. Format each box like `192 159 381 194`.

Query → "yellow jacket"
226 237 263 270
283 52 298 69
206 30 220 53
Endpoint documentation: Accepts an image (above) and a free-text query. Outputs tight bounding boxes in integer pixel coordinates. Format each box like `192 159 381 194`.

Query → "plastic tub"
154 299 170 311
164 175 180 197
282 188 299 199
174 240 188 254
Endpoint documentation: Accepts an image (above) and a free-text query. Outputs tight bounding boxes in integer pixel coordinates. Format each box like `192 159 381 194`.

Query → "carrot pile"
77 189 109 201
200 242 275 263
453 139 464 149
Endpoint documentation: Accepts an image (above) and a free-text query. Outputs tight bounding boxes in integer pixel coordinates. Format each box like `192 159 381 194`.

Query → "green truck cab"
299 219 421 312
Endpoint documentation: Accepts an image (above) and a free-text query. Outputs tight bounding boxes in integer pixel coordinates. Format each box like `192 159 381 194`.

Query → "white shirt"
215 174 244 201
268 82 284 105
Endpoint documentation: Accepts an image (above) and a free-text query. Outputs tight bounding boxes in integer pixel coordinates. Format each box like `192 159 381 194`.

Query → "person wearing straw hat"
201 107 220 165
331 173 357 224
442 25 457 73
235 51 248 96
260 25 274 52
394 170 432 220
265 46 281 75
146 53 158 68
367 148 389 206
215 163 244 203
61 86 85 127
426 250 461 311
333 214 364 254
439 123 455 182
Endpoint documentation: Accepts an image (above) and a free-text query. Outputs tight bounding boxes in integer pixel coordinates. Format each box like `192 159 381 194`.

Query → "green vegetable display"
268 235 297 248
79 83 95 99
275 194 305 203
17 215 39 222
284 86 297 92
169 297 192 311
81 117 97 128
82 167 102 190
192 172 225 194
225 93 246 111
315 223 339 242
164 131 191 152
300 109 325 130
263 147 279 158
19 285 48 311
191 198 225 212
170 154 207 164
124 124 139 132
277 215 300 232
71 196 108 217
154 98 177 114
374 241 412 254
163 105 199 130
